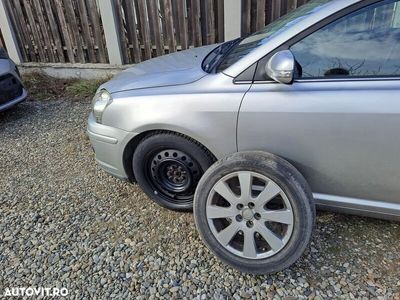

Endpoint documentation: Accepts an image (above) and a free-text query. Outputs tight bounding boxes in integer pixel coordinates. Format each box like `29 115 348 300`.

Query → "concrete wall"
19 63 131 79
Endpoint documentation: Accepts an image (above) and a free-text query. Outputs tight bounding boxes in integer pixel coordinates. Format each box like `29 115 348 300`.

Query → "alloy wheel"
206 171 294 259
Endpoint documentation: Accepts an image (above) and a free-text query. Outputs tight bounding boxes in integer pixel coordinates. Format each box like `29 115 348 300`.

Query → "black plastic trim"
233 62 257 83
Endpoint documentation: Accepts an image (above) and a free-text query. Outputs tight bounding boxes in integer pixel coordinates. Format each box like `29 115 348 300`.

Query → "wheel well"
122 130 217 182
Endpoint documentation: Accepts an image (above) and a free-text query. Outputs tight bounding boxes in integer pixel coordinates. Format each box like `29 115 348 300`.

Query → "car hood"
102 44 218 94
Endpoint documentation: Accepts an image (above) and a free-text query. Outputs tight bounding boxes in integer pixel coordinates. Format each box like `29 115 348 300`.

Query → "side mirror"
265 50 295 84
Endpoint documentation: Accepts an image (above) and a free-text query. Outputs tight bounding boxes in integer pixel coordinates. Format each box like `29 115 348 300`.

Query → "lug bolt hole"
237 204 244 210
254 213 261 220
248 202 255 209
246 221 254 228
236 215 243 222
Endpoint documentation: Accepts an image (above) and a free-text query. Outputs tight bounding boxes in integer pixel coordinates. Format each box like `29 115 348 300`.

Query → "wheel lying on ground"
132 132 215 211
194 151 315 274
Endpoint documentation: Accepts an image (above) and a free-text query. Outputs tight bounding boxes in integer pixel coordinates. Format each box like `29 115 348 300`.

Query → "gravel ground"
1 99 400 299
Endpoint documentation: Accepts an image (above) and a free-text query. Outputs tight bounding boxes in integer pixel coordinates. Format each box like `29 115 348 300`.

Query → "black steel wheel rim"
146 149 202 204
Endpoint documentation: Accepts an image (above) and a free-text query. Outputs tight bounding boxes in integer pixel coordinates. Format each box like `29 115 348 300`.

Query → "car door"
238 0 400 207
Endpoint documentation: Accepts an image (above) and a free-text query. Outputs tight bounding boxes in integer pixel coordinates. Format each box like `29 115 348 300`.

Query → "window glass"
215 0 331 72
290 0 400 79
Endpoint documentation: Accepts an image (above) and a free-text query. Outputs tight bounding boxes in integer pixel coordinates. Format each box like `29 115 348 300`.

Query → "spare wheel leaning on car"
194 151 315 275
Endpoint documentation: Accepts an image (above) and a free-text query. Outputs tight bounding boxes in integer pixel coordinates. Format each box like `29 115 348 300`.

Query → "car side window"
290 0 400 79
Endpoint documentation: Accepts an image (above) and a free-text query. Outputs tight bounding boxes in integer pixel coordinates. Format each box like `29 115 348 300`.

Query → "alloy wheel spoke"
260 209 293 225
216 223 240 246
213 181 240 205
238 172 252 201
255 181 281 210
255 223 284 251
243 230 257 258
209 171 293 259
207 205 236 219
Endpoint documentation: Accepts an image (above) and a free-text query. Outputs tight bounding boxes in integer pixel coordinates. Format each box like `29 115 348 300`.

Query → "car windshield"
208 0 332 73
202 38 244 73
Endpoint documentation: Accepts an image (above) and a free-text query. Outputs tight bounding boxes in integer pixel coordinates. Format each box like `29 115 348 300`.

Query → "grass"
22 72 109 101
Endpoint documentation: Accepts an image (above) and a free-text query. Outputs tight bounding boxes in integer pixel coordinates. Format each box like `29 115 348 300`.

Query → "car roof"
223 0 365 78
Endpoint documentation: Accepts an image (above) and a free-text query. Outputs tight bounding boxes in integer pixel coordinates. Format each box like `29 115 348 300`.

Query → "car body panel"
0 58 12 74
102 73 250 159
237 79 400 220
101 45 218 94
88 0 400 220
87 113 137 179
314 193 400 220
0 57 27 112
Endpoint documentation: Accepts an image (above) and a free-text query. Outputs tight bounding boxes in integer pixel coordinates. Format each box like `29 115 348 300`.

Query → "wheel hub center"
166 164 188 183
149 149 203 197
174 170 183 177
242 208 254 221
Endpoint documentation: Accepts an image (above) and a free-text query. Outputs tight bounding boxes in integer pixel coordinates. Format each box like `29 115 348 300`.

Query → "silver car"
88 0 400 273
0 48 27 112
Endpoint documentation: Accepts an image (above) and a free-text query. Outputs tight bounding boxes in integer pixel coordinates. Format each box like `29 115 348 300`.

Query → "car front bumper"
0 88 27 112
0 71 28 112
87 113 137 180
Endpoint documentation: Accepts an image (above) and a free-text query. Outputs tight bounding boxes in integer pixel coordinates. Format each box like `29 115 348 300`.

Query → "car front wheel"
194 151 315 274
132 132 215 211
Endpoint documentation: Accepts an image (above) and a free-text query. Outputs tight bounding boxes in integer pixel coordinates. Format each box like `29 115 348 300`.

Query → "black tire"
194 151 315 274
133 132 215 211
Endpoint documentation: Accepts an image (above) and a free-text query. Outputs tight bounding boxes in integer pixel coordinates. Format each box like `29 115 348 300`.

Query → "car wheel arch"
122 129 217 182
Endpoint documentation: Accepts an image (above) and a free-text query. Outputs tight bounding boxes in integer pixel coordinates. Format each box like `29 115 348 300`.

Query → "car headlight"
92 89 112 123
